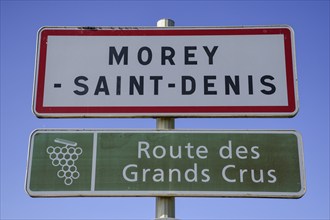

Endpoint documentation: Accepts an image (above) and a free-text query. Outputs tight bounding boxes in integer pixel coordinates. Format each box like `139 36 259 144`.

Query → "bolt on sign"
32 26 298 118
26 130 305 198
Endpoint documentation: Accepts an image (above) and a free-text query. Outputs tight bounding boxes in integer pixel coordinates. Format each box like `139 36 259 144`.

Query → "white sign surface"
33 26 298 117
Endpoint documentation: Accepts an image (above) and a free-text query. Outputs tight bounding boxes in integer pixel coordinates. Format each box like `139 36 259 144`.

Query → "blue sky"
1 0 329 219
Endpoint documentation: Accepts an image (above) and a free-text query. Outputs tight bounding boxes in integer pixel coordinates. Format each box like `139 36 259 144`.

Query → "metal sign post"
27 18 304 220
156 18 176 220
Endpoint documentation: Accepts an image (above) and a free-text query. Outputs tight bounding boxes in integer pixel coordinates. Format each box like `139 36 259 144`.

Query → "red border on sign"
34 27 297 117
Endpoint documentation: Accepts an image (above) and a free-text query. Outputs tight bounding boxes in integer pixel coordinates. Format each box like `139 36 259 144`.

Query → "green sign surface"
26 130 305 198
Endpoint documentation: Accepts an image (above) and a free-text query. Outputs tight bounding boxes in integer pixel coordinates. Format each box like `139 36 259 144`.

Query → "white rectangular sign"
33 26 298 117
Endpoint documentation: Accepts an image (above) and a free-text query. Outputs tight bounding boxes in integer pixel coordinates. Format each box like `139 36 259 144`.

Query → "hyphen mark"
54 83 62 88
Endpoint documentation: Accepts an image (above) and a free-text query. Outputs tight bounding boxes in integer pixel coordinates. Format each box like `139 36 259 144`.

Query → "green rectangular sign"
26 130 305 198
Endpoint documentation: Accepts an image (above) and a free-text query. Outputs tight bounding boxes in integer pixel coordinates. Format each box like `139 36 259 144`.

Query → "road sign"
32 26 298 118
26 130 305 198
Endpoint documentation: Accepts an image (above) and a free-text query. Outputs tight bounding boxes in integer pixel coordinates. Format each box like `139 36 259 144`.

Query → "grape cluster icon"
46 138 83 185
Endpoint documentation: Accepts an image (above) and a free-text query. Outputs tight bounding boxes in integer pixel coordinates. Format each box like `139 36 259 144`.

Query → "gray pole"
155 18 176 220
